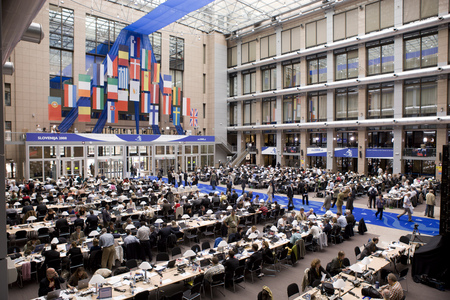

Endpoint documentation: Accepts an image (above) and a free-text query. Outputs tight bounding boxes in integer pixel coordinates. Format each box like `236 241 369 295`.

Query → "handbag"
320 282 334 296
361 286 383 298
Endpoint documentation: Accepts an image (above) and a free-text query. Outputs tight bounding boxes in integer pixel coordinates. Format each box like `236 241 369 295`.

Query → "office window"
228 73 237 97
203 44 206 64
262 98 277 124
243 100 256 125
365 0 394 33
203 103 206 119
281 26 301 54
366 38 394 75
334 9 358 41
241 40 257 64
403 0 438 24
367 82 394 119
335 47 359 80
49 5 74 99
307 53 327 85
336 131 358 148
203 74 206 94
261 64 277 92
4 83 11 106
5 121 11 142
283 94 301 123
336 87 358 120
227 46 237 67
307 91 327 122
282 59 301 88
310 132 327 147
170 36 184 90
404 77 437 117
260 34 276 59
404 29 438 70
242 69 256 94
149 32 162 63
305 19 327 48
229 102 238 126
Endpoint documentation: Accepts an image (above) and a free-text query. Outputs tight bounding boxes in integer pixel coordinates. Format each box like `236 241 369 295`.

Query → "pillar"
358 128 368 175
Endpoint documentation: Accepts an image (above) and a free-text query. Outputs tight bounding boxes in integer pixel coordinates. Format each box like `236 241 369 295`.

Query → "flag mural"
118 45 129 67
93 63 105 86
182 97 190 116
151 62 160 83
162 94 171 115
172 87 181 106
130 58 140 80
117 90 128 111
130 80 140 101
48 96 62 121
130 36 140 58
141 70 150 91
107 77 118 100
150 84 159 104
172 106 181 126
92 87 104 110
141 92 150 113
107 101 118 123
78 74 91 97
163 74 172 95
141 49 151 70
78 98 91 122
64 84 77 107
149 104 159 125
189 108 198 127
118 66 129 90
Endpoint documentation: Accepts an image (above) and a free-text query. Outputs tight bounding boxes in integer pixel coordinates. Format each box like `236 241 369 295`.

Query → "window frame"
241 40 257 64
403 28 438 71
4 83 11 106
335 87 359 121
281 26 301 54
283 94 301 124
403 77 437 117
242 69 256 95
261 64 277 92
228 73 238 97
334 46 359 81
307 91 327 122
367 82 394 119
306 53 327 85
366 38 395 76
333 9 358 42
282 59 301 88
261 97 277 124
260 34 277 59
305 18 327 48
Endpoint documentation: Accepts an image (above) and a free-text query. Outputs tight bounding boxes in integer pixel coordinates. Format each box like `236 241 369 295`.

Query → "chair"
182 282 202 300
58 226 70 239
88 250 103 272
14 230 28 246
70 254 84 274
126 258 138 270
304 234 315 252
247 258 263 283
7 246 21 254
398 268 409 292
354 246 361 260
201 241 211 250
203 225 215 239
156 252 170 263
172 246 182 258
6 257 18 285
185 228 198 244
287 283 300 299
134 290 150 300
47 258 62 274
208 272 225 298
191 244 201 253
277 248 289 268
38 228 50 243
232 265 246 293
193 274 205 295
164 290 183 300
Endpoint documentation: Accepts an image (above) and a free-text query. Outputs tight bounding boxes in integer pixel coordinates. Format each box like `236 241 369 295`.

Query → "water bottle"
376 281 380 289
160 275 163 286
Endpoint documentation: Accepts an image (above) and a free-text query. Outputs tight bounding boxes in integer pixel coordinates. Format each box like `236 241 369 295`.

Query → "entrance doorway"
98 159 123 179
61 159 83 178
155 157 176 176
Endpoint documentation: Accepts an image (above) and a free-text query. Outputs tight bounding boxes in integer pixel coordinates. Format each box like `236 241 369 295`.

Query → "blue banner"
307 147 327 157
334 148 358 158
366 148 394 158
261 147 277 155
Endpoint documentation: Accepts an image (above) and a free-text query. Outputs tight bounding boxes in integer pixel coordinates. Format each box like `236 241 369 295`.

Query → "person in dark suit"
161 200 171 216
261 241 274 264
246 243 263 276
43 244 61 267
201 196 211 209
68 241 82 257
55 216 69 232
359 237 383 260
101 205 111 227
223 249 239 286
38 268 65 297
73 215 84 230
36 201 48 216
287 183 295 210
158 223 176 242
308 258 331 287
85 210 99 232
241 178 247 195
21 202 34 215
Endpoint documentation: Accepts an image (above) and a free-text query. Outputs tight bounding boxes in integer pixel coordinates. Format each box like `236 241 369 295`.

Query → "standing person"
397 192 413 222
300 183 309 206
98 228 115 270
336 188 345 215
425 189 435 218
375 194 385 220
266 182 273 204
287 183 295 210
347 186 355 214
101 204 111 228
210 171 217 190
137 221 152 261
368 184 378 209
226 179 233 194
322 191 332 211
241 176 247 195
223 209 239 237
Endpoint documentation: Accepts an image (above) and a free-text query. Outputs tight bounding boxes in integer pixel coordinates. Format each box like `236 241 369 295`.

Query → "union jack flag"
190 108 198 127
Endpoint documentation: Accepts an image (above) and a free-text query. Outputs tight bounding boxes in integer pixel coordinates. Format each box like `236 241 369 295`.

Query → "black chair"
203 225 215 239
47 258 62 274
354 246 361 260
182 282 202 300
232 265 246 293
38 228 50 243
7 246 21 254
156 252 170 263
58 226 70 239
126 259 138 269
191 244 201 253
208 272 225 298
185 228 198 244
70 254 84 274
201 241 210 250
287 283 300 299
134 290 150 300
398 268 409 292
247 258 263 283
193 274 205 295
171 246 182 258
304 234 315 252
14 230 28 246
164 290 183 300
88 250 103 272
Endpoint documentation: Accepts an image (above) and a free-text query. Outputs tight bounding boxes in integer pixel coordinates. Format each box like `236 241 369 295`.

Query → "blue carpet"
147 177 440 236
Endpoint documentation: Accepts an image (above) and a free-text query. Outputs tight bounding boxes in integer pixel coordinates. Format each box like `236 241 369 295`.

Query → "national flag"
107 54 115 77
78 74 91 97
78 97 91 122
107 101 118 123
172 106 181 126
152 63 160 83
130 36 140 58
130 58 140 80
93 63 104 86
64 84 77 107
117 90 128 111
190 108 198 127
130 80 139 101
141 49 151 70
92 87 104 110
48 96 62 121
163 74 172 95
141 92 150 113
150 84 159 104
118 66 129 90
141 70 150 91
107 77 118 100
118 45 129 67
149 104 159 125
182 97 191 116
172 87 181 106
162 94 171 115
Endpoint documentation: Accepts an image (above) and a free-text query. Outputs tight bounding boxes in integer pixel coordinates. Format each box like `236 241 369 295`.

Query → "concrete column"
300 57 307 86
394 36 403 73
327 50 334 83
300 130 308 169
438 26 448 66
275 96 282 124
326 10 334 44
394 0 403 27
436 127 446 181
236 39 242 66
254 99 261 125
439 0 449 16
237 101 242 126
327 90 334 122
358 43 366 78
276 132 283 165
300 93 307 123
437 76 448 117
358 128 368 175
236 72 242 96
255 69 261 94
392 126 403 175
237 131 243 153
256 131 263 166
327 128 336 172
275 25 282 56
358 85 367 120
393 81 403 119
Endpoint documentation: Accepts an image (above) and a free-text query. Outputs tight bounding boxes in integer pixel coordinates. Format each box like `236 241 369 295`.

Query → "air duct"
2 62 14 76
21 22 44 44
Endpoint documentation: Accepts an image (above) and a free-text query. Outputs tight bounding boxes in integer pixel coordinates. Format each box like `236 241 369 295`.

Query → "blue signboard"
261 147 277 155
334 148 358 158
366 148 394 158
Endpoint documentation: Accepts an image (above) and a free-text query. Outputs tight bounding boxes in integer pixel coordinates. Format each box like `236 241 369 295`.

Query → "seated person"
68 241 82 258
222 250 239 285
380 273 404 300
89 238 101 253
246 244 262 276
336 212 348 228
307 258 331 287
67 267 88 289
246 225 260 237
322 219 332 236
261 241 274 264
289 228 302 247
24 238 41 255
297 208 308 221
345 209 355 225
277 215 288 231
204 256 225 282
70 226 86 244
38 268 65 297
360 237 383 260
329 251 349 276
43 244 60 267
123 230 140 246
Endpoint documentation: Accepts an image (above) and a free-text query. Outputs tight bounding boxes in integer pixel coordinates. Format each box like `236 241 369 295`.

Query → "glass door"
186 156 198 172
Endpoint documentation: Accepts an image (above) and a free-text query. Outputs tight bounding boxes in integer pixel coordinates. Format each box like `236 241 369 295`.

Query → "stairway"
229 148 249 166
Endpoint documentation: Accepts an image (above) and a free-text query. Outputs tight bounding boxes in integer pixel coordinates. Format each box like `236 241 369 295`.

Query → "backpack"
369 188 377 197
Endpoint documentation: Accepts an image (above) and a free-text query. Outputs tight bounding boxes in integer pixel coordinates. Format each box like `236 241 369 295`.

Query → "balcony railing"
403 148 436 157
5 132 27 143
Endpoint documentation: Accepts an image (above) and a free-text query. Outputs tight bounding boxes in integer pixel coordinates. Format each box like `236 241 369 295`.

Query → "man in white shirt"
336 212 348 228
123 230 140 246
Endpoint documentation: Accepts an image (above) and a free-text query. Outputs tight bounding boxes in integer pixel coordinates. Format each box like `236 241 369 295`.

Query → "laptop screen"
78 278 89 290
98 287 112 299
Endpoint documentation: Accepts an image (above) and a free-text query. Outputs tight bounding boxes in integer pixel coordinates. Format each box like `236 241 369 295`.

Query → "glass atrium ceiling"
108 0 327 34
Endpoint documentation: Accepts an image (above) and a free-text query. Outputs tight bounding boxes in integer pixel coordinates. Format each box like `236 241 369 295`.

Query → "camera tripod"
410 224 424 243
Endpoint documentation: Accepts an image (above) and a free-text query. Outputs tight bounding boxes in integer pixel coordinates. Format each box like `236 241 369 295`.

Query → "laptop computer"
32 244 45 253
86 241 93 249
200 259 211 267
47 289 61 300
215 253 224 262
65 243 71 251
126 208 133 214
178 222 187 229
78 278 89 290
167 259 176 269
97 287 112 299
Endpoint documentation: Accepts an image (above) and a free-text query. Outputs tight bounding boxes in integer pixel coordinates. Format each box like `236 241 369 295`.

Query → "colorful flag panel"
130 58 140 80
172 106 181 126
129 80 140 101
150 84 159 104
92 87 104 110
107 78 118 100
172 87 181 106
130 36 140 58
162 94 171 115
141 71 150 91
182 97 190 116
141 92 150 113
190 108 198 127
78 74 91 97
64 84 77 107
152 63 160 83
149 104 159 125
118 45 129 67
163 74 172 95
48 96 62 121
118 66 129 90
78 105 91 122
107 101 118 123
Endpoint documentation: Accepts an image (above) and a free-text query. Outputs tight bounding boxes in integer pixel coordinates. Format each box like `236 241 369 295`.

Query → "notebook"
97 287 112 299
200 259 211 267
46 289 61 300
78 278 89 290
167 259 176 269
32 244 45 253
